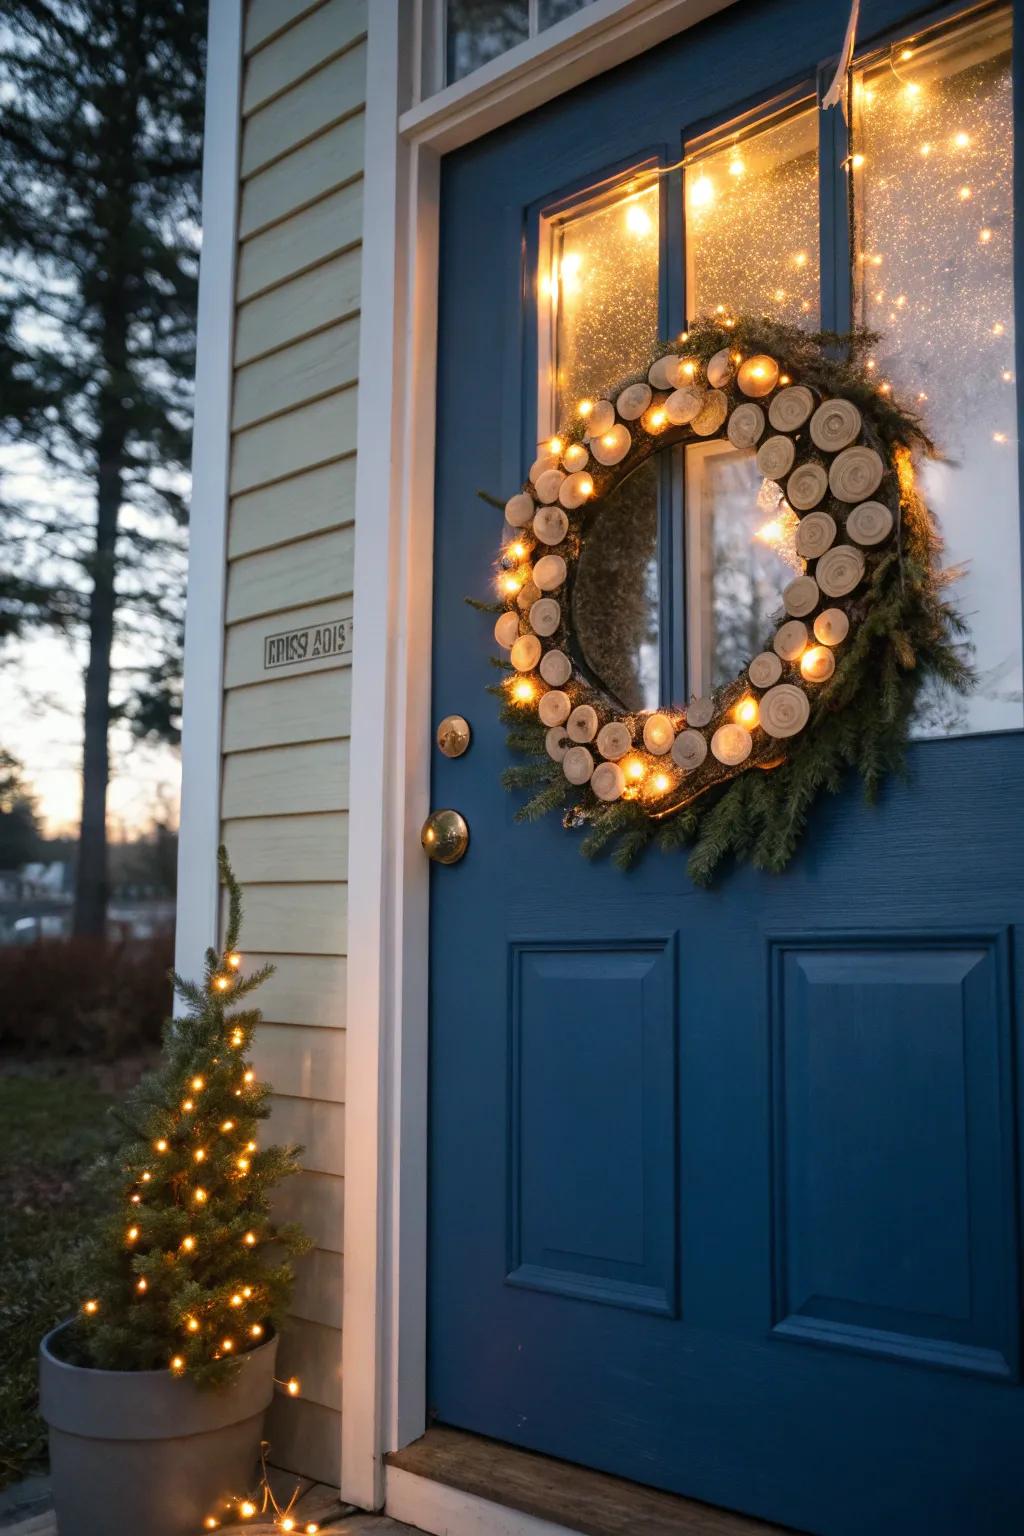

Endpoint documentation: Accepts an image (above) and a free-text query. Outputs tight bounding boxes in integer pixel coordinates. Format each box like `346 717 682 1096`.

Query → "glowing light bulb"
141 1170 152 1182
250 1323 264 1339
246 1141 257 1153
507 541 526 561
501 573 522 595
182 1236 196 1252
647 409 666 431
244 1231 257 1246
878 382 892 395
136 1277 148 1293
191 1076 205 1092
578 398 593 418
227 953 242 970
625 202 652 236
688 173 714 209
1002 370 1013 383
959 185 972 200
993 431 1008 444
171 1356 185 1373
83 1299 99 1315
231 1030 244 1047
992 322 1005 336
903 82 920 100
755 518 783 545
735 698 759 728
127 1226 139 1242
243 1070 255 1084
306 1525 320 1534
779 374 791 385
851 154 865 170
548 436 563 455
954 131 970 148
919 142 932 157
194 1149 206 1163
231 1293 243 1307
801 646 834 682
221 1119 235 1132
155 1139 168 1153
182 1099 194 1112
237 1157 250 1173
194 1188 208 1205
131 1193 141 1204
282 1520 295 1532
222 1338 235 1352
187 1317 200 1332
624 757 646 782
205 1519 220 1530
239 1501 256 1519
242 1286 253 1298
652 773 671 795
792 251 808 269
728 156 744 177
980 228 993 244
214 977 230 992
512 679 535 704
287 1377 300 1396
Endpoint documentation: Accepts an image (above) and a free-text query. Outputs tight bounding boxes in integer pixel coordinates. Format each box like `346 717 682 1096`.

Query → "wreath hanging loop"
486 315 970 884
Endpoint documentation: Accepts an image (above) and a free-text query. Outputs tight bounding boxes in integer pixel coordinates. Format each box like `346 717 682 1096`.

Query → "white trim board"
174 0 243 982
341 0 740 1518
386 1468 582 1536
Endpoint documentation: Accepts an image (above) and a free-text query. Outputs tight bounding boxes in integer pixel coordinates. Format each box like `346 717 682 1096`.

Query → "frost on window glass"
685 105 820 327
853 7 1022 735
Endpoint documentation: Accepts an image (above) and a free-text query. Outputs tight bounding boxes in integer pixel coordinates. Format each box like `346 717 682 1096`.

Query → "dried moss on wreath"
478 316 971 884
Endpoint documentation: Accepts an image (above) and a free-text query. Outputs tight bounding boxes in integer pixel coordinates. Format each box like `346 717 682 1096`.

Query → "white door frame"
340 0 740 1514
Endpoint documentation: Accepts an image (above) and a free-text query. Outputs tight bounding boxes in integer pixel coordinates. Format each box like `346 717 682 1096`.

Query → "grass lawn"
0 1062 137 1489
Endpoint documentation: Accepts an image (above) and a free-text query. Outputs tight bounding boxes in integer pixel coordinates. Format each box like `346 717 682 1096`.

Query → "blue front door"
428 3 1024 1532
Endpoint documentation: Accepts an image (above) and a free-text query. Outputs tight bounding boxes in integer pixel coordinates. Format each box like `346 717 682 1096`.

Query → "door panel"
427 2 1024 1532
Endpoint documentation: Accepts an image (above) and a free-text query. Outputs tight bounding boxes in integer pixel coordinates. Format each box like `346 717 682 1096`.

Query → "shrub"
0 934 174 1058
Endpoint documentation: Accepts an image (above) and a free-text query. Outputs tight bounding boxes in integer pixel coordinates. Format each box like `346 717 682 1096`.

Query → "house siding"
219 0 365 1484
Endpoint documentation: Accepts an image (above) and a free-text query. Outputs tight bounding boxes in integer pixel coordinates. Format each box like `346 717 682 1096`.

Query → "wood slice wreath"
482 316 970 884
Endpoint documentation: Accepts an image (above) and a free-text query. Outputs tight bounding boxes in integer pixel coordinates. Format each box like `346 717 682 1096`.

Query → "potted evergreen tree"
39 851 310 1536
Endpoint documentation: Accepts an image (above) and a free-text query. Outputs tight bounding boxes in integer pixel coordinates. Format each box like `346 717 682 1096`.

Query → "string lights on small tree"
75 847 310 1388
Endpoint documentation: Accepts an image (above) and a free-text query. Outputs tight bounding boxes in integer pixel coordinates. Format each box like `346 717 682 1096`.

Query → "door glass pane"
685 104 820 326
539 0 595 27
853 7 1022 735
685 444 801 694
446 1 528 85
539 179 662 710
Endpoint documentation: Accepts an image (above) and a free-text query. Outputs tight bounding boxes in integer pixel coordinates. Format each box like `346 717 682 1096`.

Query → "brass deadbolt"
421 808 469 865
436 714 471 758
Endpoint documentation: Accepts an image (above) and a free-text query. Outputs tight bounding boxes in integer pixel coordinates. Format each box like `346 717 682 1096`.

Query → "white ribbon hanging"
822 0 860 118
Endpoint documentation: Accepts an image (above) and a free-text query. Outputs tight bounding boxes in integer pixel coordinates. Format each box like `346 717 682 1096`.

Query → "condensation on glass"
853 6 1022 735
685 445 802 695
539 178 662 711
685 103 820 327
446 0 596 85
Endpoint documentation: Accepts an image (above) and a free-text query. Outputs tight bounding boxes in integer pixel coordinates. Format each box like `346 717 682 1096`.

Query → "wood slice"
686 696 715 727
813 607 850 646
616 382 652 421
539 649 572 686
756 434 796 481
562 442 589 472
846 499 894 546
589 423 631 466
529 452 560 484
773 619 809 660
749 651 783 688
800 645 836 683
529 597 560 637
692 389 729 437
596 721 632 760
711 723 753 765
665 385 705 425
736 354 779 398
671 729 708 770
567 703 599 743
642 713 675 755
816 543 866 597
783 574 820 617
768 385 814 431
795 510 837 559
591 761 626 802
586 399 615 436
759 683 810 738
510 634 541 672
516 579 541 610
493 611 519 649
533 468 565 504
727 402 766 449
532 554 566 592
562 745 594 784
504 492 535 528
706 348 734 388
829 445 884 502
533 505 569 545
648 354 681 390
786 462 828 511
558 470 594 509
810 398 862 452
545 725 570 762
538 689 571 727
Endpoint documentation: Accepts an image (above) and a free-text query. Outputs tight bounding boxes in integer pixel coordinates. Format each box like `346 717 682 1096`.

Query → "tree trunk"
73 428 124 937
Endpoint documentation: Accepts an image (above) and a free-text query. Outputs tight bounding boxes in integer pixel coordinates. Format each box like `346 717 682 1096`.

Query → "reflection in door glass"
573 459 661 712
853 7 1022 735
685 106 820 327
446 1 528 84
685 444 801 695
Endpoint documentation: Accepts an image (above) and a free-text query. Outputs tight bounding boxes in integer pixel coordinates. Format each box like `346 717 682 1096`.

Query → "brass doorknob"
421 809 469 865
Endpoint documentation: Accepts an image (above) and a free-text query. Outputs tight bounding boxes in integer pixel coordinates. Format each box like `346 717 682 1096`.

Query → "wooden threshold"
385 1425 801 1536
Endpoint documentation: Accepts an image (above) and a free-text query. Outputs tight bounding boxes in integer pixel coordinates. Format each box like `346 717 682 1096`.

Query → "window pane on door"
446 1 528 85
685 105 820 326
853 7 1022 735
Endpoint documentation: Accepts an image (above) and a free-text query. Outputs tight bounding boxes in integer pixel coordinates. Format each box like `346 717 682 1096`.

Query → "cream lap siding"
219 0 366 1486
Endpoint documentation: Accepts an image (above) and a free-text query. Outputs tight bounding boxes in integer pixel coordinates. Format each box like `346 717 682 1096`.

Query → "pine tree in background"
76 850 310 1386
0 0 206 935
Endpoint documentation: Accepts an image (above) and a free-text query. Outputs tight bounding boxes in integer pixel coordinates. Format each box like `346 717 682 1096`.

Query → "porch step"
386 1426 802 1536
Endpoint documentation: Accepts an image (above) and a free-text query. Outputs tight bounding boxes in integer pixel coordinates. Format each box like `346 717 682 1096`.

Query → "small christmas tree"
75 848 310 1385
